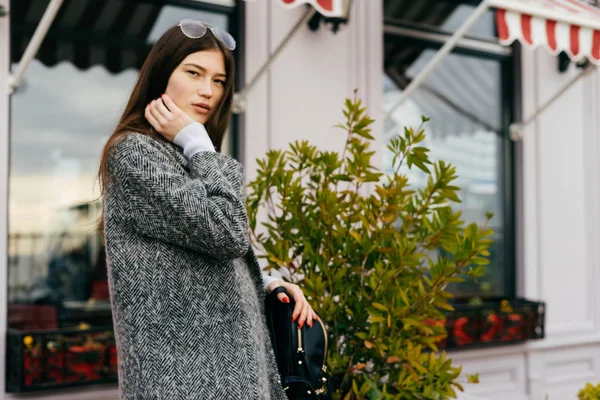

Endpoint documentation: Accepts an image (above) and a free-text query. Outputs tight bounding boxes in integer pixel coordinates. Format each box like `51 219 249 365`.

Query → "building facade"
1 0 600 399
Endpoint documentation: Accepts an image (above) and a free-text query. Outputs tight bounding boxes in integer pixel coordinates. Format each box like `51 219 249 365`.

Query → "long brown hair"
97 24 236 230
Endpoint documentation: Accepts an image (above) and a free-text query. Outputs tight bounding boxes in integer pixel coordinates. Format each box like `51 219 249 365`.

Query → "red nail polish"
282 297 290 304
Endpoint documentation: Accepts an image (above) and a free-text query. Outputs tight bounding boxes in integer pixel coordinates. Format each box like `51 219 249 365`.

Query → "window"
8 0 240 332
383 0 515 298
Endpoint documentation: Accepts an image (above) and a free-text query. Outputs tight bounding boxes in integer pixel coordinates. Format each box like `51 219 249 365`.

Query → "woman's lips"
192 103 210 114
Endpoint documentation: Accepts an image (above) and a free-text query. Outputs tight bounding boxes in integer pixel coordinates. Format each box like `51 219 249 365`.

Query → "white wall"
520 48 600 400
453 48 600 400
242 0 383 183
521 50 600 341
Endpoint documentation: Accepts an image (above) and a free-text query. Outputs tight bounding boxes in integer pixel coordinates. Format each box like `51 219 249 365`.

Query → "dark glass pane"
8 61 137 330
383 47 507 297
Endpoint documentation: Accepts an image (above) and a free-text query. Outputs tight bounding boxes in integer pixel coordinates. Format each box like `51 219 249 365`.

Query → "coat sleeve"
106 133 250 259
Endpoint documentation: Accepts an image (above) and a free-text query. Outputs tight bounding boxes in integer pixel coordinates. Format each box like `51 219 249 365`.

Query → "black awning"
383 0 460 74
383 0 499 72
10 0 235 73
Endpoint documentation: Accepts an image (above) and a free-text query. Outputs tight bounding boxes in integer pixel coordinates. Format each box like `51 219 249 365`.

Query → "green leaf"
349 230 361 243
352 379 360 396
356 332 368 340
381 213 396 224
369 315 386 323
434 301 454 311
400 290 410 306
467 373 480 384
372 302 388 312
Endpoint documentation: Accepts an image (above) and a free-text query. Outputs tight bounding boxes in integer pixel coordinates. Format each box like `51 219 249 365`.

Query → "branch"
393 120 426 177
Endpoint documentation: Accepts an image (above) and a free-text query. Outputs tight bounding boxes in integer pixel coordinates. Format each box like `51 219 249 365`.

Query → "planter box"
6 326 118 393
439 298 545 351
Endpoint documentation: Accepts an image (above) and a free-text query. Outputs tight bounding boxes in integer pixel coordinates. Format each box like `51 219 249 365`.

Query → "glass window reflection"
383 49 508 297
8 2 236 331
8 61 137 330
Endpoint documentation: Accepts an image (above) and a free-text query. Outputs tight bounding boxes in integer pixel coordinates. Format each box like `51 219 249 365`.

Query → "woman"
98 20 317 399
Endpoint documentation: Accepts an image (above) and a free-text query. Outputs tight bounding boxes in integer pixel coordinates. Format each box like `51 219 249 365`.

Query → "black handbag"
266 286 332 400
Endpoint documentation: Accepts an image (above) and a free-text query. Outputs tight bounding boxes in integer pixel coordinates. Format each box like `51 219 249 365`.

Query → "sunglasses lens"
211 26 236 50
180 19 207 39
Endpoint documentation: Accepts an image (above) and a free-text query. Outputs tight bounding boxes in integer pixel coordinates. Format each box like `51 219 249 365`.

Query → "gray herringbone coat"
104 132 287 400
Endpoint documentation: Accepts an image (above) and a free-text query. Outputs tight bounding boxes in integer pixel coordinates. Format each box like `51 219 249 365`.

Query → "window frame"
383 2 517 299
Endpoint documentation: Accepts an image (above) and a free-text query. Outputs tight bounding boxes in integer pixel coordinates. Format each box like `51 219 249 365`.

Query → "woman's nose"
198 78 213 98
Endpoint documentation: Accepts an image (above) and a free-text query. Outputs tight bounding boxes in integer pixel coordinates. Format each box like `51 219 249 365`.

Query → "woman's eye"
187 70 199 77
214 79 226 86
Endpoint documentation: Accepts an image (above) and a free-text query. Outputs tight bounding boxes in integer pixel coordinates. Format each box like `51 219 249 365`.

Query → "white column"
241 0 270 183
0 0 10 396
351 0 383 170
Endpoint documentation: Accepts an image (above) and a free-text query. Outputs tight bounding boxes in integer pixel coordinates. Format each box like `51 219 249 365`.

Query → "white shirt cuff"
262 274 283 290
173 122 215 158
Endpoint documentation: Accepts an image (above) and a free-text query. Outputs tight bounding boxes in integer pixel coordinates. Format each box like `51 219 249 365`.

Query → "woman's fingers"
305 308 314 328
310 310 320 328
145 94 195 142
149 100 168 126
298 301 310 329
291 300 302 322
154 98 173 121
280 282 318 329
161 94 181 115
276 292 290 304
145 105 160 130
306 304 313 327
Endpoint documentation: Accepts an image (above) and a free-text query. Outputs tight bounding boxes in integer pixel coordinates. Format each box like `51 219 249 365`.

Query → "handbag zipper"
297 326 303 355
316 316 329 395
296 317 330 395
316 316 328 372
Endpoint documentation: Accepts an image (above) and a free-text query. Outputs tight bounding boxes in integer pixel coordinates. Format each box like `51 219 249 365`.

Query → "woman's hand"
145 94 194 142
266 281 319 328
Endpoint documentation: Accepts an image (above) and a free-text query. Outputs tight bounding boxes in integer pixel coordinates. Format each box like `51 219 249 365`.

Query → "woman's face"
165 49 227 124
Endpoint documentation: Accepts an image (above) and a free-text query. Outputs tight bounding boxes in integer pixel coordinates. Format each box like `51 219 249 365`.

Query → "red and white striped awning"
491 0 600 64
274 0 349 18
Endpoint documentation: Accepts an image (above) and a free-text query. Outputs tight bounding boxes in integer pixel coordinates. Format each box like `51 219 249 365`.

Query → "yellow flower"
23 336 33 348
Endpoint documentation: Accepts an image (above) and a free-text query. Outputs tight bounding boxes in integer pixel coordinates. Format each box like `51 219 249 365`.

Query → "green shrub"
578 382 600 400
247 92 492 399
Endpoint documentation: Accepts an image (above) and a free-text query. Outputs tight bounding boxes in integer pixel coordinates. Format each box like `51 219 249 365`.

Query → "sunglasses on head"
178 19 236 51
